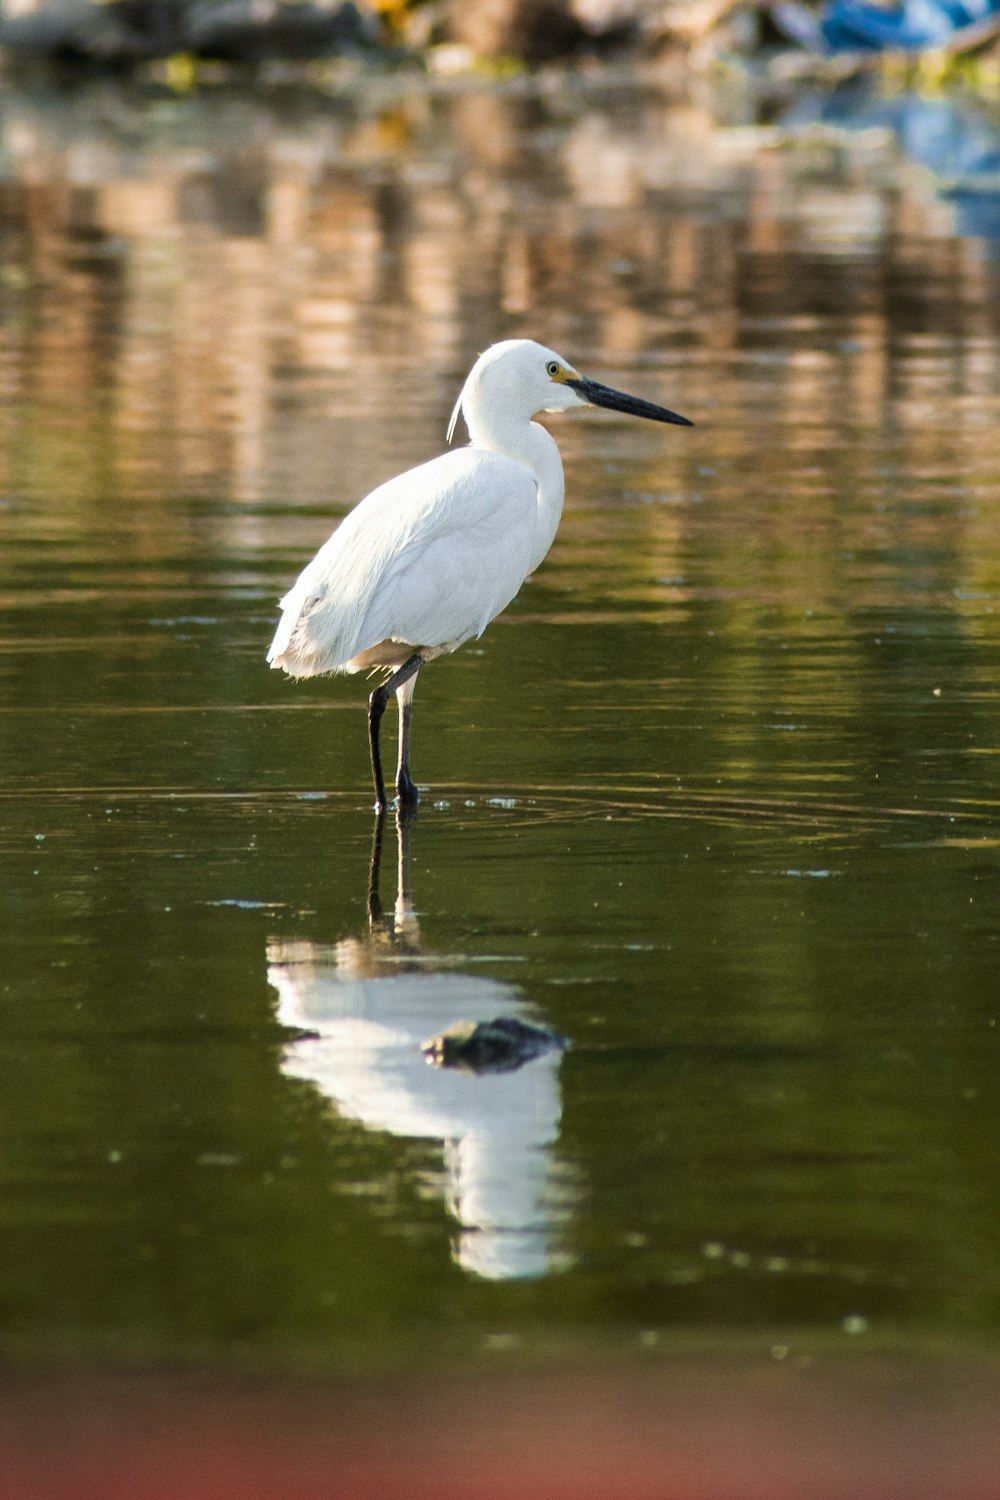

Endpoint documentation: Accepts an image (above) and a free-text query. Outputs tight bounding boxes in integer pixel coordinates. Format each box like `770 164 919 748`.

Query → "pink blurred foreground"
1 1360 997 1500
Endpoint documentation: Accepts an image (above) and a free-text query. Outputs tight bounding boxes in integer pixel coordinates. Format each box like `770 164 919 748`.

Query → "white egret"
267 339 692 809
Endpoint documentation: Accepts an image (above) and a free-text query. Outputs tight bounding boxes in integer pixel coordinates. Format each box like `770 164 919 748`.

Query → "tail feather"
267 576 358 679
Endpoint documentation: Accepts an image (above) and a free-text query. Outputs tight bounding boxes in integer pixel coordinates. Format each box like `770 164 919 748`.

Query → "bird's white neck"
466 410 565 574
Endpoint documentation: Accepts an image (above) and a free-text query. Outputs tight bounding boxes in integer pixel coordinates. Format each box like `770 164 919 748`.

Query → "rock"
0 0 180 62
185 0 375 61
422 1016 568 1074
444 0 588 61
440 0 720 59
0 0 376 64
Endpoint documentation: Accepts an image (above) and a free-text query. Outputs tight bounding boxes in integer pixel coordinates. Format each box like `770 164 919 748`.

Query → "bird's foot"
396 770 420 809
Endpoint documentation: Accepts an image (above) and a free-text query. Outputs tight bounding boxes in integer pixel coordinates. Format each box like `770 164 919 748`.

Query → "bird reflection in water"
268 811 573 1280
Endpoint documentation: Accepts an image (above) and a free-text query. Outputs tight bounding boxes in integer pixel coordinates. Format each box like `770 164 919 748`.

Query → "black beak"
565 375 693 427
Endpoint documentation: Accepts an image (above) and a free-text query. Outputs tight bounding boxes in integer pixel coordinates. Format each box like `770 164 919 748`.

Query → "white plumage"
267 338 692 810
268 448 537 677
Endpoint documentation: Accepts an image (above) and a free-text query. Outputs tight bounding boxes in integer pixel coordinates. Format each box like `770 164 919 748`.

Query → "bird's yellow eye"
546 361 561 378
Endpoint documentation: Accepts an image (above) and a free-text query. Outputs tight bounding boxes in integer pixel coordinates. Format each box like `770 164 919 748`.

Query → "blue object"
820 0 1000 52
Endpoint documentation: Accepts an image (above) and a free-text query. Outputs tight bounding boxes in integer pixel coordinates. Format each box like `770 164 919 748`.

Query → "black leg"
367 692 389 811
396 670 420 807
368 652 423 811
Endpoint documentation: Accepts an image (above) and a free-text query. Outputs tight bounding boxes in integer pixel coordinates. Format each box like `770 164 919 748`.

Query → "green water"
1 76 1000 1377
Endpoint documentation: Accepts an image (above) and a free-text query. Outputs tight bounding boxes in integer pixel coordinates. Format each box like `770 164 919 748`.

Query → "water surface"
1 75 1000 1396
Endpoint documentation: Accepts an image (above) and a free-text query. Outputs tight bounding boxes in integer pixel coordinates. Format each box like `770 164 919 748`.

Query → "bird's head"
447 339 693 444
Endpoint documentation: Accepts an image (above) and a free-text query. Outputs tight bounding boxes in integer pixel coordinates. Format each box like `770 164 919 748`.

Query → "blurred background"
2 3 1000 1495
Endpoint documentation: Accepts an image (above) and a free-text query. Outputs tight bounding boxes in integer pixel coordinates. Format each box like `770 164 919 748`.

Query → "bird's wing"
267 448 540 678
